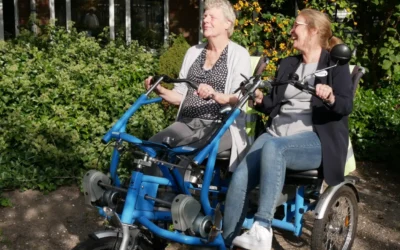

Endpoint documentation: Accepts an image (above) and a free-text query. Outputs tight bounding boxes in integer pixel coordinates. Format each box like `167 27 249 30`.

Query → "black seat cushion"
285 168 322 185
216 149 231 160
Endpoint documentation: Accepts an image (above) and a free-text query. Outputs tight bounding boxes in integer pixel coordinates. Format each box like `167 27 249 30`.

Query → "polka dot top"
180 45 229 120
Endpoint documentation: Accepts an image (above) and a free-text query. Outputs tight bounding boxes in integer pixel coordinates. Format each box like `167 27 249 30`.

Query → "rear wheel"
311 185 358 250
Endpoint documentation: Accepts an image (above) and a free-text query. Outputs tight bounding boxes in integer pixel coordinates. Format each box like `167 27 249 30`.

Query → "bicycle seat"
285 168 321 185
216 149 231 160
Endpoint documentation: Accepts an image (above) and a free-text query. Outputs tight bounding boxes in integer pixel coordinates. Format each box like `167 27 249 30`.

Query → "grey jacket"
173 41 251 170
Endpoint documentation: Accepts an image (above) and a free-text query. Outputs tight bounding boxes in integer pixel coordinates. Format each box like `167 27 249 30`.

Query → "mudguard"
88 230 122 240
314 176 359 219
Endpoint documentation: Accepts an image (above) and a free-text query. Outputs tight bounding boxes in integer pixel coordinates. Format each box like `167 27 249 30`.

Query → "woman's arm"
315 63 353 116
329 63 353 115
144 76 184 106
156 87 184 106
197 44 252 106
197 83 239 106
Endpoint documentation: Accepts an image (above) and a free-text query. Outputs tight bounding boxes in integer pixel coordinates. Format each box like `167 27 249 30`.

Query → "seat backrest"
349 65 366 97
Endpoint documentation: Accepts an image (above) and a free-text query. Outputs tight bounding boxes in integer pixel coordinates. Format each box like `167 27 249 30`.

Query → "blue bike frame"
99 78 317 249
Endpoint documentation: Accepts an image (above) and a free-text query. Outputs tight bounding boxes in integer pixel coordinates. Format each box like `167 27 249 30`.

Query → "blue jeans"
222 131 322 246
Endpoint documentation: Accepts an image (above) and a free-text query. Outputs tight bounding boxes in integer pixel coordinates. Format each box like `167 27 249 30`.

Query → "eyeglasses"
292 21 308 29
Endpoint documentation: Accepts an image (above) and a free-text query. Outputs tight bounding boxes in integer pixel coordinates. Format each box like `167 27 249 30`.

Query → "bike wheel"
311 185 358 250
72 231 167 250
72 237 123 250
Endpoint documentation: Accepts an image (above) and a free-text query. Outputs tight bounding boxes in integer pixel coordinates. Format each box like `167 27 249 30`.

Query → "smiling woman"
143 0 252 174
224 8 354 250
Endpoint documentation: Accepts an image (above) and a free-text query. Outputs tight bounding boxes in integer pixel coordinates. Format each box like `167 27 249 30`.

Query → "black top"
255 49 353 186
180 46 228 120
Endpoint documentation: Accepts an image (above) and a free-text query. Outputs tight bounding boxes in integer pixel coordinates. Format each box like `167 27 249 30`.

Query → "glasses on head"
292 21 308 29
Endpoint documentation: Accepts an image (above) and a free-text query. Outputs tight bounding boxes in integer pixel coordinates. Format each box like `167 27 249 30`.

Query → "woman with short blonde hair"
144 0 251 172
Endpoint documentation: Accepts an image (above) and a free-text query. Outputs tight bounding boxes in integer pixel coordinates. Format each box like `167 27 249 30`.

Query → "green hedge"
350 84 400 163
0 25 171 190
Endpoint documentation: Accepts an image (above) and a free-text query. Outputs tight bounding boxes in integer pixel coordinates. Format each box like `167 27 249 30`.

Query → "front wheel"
73 231 167 250
72 237 123 250
311 185 358 250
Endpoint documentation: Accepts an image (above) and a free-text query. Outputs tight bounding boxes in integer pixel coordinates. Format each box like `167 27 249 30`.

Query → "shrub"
158 34 190 78
350 84 400 163
0 25 169 190
157 34 191 122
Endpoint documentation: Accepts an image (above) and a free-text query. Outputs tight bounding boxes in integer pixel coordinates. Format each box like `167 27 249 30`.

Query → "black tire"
311 185 358 250
72 237 123 250
72 230 168 250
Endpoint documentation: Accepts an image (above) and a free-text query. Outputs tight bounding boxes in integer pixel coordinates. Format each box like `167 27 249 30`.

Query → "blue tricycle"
74 44 359 250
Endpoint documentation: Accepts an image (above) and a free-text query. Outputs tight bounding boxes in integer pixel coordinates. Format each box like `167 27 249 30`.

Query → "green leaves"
0 25 169 191
350 85 400 162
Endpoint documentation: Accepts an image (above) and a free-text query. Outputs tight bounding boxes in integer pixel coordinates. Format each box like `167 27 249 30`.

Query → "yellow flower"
233 4 241 11
272 57 279 62
256 7 262 13
354 21 358 26
283 20 289 25
278 23 284 29
255 18 259 22
244 1 249 7
272 50 278 56
235 19 239 26
271 17 276 23
253 42 256 46
281 31 287 35
253 1 259 7
264 40 271 48
267 64 276 71
239 0 244 7
279 43 286 50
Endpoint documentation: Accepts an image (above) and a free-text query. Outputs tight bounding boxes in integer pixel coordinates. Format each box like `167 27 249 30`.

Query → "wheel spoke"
323 195 355 250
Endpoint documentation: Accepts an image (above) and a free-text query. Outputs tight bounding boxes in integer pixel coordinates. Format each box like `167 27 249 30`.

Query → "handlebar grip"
307 85 333 107
307 85 316 94
188 81 200 90
162 76 200 90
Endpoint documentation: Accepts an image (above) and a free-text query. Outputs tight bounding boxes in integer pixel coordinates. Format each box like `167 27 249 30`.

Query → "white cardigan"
173 41 252 171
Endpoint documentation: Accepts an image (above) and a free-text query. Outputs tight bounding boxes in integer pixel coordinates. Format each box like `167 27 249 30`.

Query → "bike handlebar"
268 78 332 107
161 75 200 90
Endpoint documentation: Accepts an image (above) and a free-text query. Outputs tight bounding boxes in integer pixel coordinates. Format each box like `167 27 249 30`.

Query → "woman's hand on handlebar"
248 89 263 108
196 83 216 100
316 84 335 105
145 76 163 94
254 89 264 105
